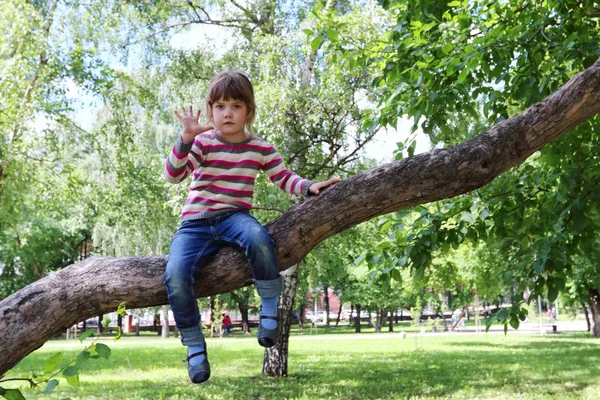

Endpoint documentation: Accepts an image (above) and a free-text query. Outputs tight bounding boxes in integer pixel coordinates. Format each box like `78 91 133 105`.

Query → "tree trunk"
349 304 354 326
263 264 299 376
97 314 103 334
451 305 470 331
1 60 600 373
231 290 251 334
374 308 382 333
323 288 330 328
298 306 305 330
134 316 140 336
582 302 591 332
589 289 600 338
161 305 169 338
239 302 250 334
354 304 361 333
336 301 343 326
388 309 394 332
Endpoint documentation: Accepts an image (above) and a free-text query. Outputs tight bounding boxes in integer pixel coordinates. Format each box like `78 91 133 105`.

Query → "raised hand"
174 105 214 142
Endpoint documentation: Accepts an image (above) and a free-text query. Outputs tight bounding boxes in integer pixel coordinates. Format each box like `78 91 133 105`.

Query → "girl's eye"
234 105 241 109
216 105 223 109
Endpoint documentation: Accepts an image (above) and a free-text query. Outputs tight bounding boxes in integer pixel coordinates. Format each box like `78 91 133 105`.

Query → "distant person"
546 309 552 323
552 307 557 322
222 314 232 336
163 70 340 384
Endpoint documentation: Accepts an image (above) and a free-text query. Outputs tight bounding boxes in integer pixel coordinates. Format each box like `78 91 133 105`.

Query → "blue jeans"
164 211 281 334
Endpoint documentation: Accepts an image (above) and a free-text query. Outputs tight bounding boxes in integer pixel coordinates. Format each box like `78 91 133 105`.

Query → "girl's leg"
217 212 281 347
164 220 220 383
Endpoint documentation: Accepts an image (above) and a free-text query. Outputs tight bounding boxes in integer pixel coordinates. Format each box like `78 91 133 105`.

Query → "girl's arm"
164 106 212 183
263 148 341 196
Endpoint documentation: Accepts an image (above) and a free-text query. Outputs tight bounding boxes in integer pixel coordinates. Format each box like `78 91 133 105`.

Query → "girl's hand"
308 177 342 196
174 105 214 142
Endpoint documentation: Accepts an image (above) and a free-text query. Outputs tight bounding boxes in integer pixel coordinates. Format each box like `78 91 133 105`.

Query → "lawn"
3 330 600 399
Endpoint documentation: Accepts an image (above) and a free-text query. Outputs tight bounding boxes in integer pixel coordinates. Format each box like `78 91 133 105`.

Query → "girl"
164 71 339 384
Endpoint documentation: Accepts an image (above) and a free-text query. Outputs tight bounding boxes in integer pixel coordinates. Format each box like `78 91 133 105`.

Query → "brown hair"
205 71 256 133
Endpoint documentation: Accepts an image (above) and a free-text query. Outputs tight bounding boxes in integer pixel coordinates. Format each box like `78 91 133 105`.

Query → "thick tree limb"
1 58 599 375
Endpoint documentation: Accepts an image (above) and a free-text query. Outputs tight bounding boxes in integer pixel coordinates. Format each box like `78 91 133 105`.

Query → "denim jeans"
164 211 281 332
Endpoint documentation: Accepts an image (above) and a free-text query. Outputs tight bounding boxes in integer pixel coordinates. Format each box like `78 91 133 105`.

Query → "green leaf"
520 236 529 250
479 209 489 221
0 388 26 400
66 374 80 387
63 365 79 377
391 269 402 282
547 285 559 303
354 254 366 265
45 379 59 393
311 35 323 51
509 315 519 330
461 212 476 223
532 260 544 275
76 351 90 369
116 302 127 317
442 43 453 54
457 67 469 83
448 0 461 6
95 343 111 359
43 352 63 373
407 141 417 157
326 28 338 41
78 329 95 343
485 317 493 332
115 326 122 341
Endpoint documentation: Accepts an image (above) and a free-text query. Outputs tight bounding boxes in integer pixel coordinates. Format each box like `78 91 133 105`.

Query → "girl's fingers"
174 110 182 120
189 105 193 115
181 106 186 115
196 110 201 119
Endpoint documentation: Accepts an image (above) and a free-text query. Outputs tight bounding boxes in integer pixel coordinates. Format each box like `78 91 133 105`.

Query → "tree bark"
374 308 382 333
582 302 591 332
161 305 169 338
239 303 250 334
589 289 600 338
354 304 362 333
231 290 251 334
263 264 299 376
336 301 343 326
388 309 394 332
1 58 600 374
324 288 330 328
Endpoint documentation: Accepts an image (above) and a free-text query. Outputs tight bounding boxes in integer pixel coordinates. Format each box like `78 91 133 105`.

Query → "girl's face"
212 98 249 141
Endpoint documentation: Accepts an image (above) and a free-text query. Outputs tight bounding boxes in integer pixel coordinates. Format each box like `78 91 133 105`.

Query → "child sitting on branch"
164 70 340 384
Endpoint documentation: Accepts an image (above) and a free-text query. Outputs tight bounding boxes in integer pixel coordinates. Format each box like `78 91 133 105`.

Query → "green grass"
3 331 600 399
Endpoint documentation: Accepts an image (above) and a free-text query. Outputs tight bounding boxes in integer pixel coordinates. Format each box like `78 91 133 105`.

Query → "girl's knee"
165 261 194 291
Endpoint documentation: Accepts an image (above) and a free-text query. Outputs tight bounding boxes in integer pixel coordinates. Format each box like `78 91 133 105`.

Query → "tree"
326 0 600 336
1 59 599 374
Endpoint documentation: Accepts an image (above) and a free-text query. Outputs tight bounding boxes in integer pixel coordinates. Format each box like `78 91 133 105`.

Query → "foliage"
0 303 126 399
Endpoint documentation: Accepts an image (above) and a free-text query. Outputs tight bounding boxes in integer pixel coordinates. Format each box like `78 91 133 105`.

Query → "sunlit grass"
4 331 600 399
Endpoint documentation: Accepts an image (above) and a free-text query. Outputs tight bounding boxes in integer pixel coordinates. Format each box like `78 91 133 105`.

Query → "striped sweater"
164 131 314 220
